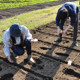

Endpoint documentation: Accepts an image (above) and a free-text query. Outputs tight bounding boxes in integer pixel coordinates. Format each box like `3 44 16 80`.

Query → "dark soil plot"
0 11 80 80
0 0 80 80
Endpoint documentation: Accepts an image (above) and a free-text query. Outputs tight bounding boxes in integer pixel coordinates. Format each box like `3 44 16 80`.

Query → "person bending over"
54 2 79 46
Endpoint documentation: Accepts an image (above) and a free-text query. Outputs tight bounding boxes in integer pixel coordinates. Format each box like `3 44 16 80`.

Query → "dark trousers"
59 14 78 42
11 40 32 56
73 14 78 41
59 20 65 38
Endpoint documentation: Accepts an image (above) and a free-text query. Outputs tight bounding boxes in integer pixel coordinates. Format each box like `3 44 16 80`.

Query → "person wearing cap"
3 23 35 63
54 2 79 46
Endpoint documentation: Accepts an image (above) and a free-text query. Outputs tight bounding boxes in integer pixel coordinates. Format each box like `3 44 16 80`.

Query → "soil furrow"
38 40 80 52
0 57 53 80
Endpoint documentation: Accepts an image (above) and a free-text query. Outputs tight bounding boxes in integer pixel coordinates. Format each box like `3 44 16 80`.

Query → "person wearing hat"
3 23 35 63
54 2 79 46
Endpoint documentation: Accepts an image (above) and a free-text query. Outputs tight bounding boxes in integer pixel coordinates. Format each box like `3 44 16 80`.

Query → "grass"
0 6 58 30
0 1 79 43
0 0 58 10
0 39 3 43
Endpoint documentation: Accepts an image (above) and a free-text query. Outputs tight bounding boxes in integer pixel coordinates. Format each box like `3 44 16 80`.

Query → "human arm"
62 25 72 35
56 13 60 27
56 11 61 34
3 31 13 63
3 46 13 63
22 26 34 43
57 26 61 34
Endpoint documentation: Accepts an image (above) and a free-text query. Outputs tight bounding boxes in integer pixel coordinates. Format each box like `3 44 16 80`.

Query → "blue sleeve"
56 13 60 26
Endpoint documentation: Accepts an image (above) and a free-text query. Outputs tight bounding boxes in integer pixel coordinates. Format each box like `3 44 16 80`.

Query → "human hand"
62 25 72 35
57 26 61 34
62 30 66 35
30 39 34 43
7 56 13 63
30 39 38 43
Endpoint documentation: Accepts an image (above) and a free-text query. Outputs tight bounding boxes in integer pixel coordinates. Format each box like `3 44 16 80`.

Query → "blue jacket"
56 2 79 26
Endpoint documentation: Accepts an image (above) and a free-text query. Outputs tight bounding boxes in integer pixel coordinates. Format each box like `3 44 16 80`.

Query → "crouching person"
3 23 35 63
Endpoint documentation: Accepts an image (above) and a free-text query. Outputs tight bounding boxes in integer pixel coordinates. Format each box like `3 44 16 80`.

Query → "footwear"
29 57 34 63
54 37 62 42
72 41 78 47
28 55 34 63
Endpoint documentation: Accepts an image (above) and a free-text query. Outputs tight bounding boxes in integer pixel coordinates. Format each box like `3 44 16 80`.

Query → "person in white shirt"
3 23 35 63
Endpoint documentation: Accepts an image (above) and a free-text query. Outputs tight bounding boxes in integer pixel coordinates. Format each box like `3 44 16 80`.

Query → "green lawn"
0 0 58 10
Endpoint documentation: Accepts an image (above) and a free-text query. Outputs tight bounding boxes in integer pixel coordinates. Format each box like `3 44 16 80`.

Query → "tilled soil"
0 0 80 80
0 12 80 80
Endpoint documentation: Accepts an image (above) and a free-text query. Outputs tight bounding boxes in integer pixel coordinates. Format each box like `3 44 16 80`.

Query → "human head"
10 23 22 37
58 8 68 20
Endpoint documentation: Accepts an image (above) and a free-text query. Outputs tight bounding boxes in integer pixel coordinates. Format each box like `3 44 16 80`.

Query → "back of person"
59 2 79 16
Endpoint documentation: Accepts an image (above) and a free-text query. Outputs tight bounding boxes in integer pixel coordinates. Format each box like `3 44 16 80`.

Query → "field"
0 0 57 10
0 0 80 80
0 12 80 80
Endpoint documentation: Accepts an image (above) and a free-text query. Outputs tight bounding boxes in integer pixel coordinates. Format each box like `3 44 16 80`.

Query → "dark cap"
10 23 22 37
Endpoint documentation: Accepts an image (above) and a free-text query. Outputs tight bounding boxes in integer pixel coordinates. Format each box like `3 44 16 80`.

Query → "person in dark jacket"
54 2 79 46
